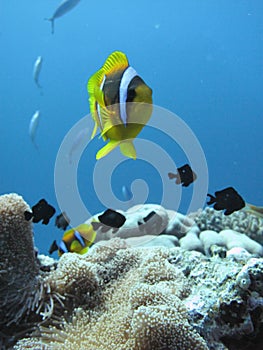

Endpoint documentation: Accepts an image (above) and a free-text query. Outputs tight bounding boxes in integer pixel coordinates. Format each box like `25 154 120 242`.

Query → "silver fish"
33 56 43 89
46 0 81 34
68 128 89 164
29 110 41 149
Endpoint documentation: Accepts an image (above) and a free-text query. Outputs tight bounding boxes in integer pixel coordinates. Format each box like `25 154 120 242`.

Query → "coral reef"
180 251 263 350
0 194 61 349
15 242 208 350
1 195 263 349
14 240 263 350
193 207 263 244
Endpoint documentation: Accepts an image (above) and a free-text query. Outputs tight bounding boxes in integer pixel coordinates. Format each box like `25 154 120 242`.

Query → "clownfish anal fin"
96 140 121 160
120 140 136 160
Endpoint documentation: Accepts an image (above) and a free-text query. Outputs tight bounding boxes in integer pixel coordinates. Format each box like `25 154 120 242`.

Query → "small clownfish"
49 223 97 256
87 51 153 160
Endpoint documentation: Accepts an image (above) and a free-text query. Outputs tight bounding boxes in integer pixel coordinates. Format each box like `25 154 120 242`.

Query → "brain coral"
14 240 208 350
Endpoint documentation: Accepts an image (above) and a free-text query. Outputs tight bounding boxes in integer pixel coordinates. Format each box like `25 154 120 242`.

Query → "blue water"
1 0 263 255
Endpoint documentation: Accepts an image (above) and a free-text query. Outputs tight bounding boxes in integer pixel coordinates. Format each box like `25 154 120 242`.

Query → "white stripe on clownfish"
74 231 86 247
119 66 137 125
97 75 106 125
59 240 68 254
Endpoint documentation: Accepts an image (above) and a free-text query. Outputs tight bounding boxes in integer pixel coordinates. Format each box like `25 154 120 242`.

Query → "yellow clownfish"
87 51 153 160
49 223 97 256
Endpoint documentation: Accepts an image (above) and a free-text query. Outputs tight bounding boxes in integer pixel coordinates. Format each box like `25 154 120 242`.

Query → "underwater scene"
1 0 263 349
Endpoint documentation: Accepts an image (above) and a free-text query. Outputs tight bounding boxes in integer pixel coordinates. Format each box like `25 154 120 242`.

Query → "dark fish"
55 212 70 230
46 0 81 34
207 187 245 215
24 199 56 225
49 240 58 254
94 209 126 233
168 164 197 187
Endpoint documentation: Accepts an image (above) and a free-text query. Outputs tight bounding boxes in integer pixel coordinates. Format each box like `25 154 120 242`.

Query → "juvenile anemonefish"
49 223 97 256
87 51 153 160
207 187 245 216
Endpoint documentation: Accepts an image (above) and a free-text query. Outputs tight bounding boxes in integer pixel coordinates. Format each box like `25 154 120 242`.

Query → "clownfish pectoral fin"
80 246 89 255
88 68 108 111
120 140 136 160
96 140 121 160
93 85 106 109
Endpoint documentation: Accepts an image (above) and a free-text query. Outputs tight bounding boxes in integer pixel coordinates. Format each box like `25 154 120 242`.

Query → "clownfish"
49 223 97 256
87 51 153 160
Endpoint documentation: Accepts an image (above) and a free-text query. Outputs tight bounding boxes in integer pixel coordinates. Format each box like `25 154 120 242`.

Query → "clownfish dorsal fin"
102 51 129 76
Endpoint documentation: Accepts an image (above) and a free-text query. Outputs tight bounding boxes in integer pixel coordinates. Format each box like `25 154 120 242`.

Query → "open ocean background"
1 0 262 255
